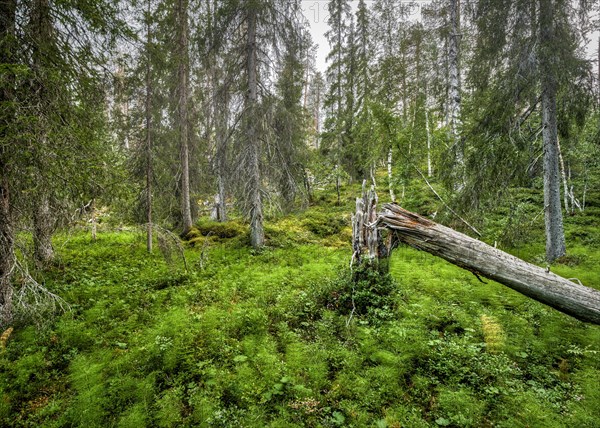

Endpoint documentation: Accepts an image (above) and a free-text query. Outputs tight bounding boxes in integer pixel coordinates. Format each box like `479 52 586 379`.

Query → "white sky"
300 1 433 72
300 0 358 72
301 1 599 74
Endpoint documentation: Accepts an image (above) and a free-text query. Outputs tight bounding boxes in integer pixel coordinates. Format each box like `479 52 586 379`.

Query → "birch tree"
448 0 464 190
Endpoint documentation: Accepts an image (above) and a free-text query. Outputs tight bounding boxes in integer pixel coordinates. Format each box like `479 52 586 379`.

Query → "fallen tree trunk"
375 203 600 325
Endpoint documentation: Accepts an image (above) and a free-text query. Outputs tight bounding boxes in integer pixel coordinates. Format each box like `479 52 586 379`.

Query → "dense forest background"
1 0 600 426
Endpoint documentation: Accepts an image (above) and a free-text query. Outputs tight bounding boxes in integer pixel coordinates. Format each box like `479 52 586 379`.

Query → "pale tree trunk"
375 203 600 325
539 0 566 262
315 81 321 150
387 148 395 202
213 73 229 222
0 0 16 326
557 136 569 213
425 104 432 177
247 7 264 248
145 1 153 252
31 0 54 266
91 198 97 241
177 0 193 234
33 195 54 266
448 0 464 189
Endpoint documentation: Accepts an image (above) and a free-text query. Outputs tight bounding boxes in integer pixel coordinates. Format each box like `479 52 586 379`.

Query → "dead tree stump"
351 182 395 274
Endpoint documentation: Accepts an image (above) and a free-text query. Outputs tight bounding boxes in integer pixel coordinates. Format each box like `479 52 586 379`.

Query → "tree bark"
177 0 193 235
30 0 55 266
213 76 229 222
0 175 13 327
557 136 569 213
145 0 153 252
539 0 566 262
33 195 54 266
352 182 392 273
375 203 600 325
425 102 432 177
246 6 264 248
387 148 395 202
448 0 464 189
0 0 17 326
91 198 97 241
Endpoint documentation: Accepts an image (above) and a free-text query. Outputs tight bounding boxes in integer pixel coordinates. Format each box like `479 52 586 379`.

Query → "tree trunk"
0 0 17 326
539 0 566 262
448 0 464 189
145 0 153 252
213 76 229 222
376 203 600 325
425 103 432 177
0 175 13 327
557 136 569 213
33 195 54 266
31 0 55 267
352 182 392 273
387 148 395 202
177 0 193 235
315 79 321 150
91 198 97 241
246 7 264 248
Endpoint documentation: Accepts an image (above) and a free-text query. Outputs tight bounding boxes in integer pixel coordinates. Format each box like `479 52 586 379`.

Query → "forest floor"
1 180 600 427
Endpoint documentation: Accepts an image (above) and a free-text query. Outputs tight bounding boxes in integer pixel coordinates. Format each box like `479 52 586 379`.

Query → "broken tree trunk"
374 203 600 325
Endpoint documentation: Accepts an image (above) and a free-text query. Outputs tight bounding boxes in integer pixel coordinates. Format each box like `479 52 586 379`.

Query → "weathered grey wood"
352 181 378 263
352 182 392 271
376 203 600 325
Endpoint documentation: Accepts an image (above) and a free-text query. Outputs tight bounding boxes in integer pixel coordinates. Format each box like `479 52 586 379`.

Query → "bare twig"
412 165 482 237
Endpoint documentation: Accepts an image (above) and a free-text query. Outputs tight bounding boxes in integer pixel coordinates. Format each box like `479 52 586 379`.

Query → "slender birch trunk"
177 0 193 234
425 106 432 177
387 148 395 202
448 0 464 189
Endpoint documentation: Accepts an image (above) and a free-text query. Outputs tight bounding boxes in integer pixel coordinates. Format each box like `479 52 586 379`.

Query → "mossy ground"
1 181 599 427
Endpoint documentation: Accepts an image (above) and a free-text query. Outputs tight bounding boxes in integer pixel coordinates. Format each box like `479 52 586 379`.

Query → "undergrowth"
1 181 599 427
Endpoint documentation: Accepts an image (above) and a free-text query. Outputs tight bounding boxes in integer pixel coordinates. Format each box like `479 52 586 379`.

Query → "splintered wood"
352 182 380 264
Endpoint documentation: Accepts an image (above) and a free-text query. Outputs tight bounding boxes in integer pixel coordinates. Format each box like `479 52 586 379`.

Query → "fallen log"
375 203 600 325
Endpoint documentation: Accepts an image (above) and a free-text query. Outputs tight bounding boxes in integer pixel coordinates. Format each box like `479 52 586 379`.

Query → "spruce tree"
323 0 351 203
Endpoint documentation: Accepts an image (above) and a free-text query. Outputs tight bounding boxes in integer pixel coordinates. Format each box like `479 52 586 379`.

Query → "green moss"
2 178 600 427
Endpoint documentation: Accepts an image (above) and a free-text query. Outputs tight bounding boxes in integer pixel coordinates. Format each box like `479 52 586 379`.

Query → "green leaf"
332 411 345 424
